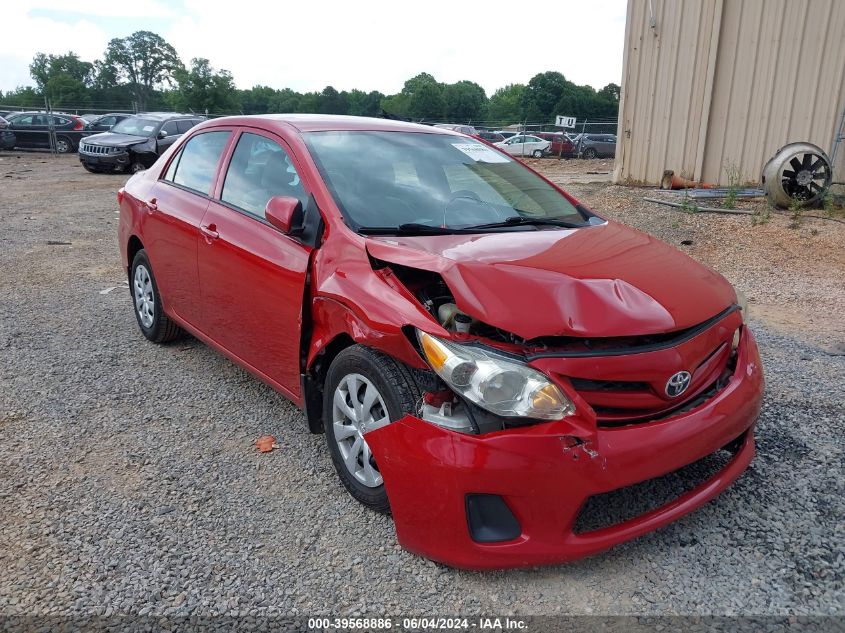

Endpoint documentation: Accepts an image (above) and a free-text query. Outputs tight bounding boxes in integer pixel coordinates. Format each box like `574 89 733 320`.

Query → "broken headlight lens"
416 330 575 420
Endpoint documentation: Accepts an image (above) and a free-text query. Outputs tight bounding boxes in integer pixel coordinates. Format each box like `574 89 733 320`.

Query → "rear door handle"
146 197 158 212
200 223 219 240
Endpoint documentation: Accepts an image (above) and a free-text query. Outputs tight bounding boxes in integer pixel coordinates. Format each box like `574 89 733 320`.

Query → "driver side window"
221 132 306 220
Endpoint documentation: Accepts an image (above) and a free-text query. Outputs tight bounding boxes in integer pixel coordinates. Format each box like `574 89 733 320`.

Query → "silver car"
577 133 617 159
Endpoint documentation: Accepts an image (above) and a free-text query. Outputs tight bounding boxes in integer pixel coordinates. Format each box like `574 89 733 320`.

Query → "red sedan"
118 114 764 569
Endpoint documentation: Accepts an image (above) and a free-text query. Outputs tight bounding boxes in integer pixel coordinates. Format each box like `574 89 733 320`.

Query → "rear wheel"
129 160 146 174
323 345 422 512
582 147 597 159
130 249 183 343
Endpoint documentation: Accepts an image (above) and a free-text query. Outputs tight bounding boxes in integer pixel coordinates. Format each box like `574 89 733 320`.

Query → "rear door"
196 129 313 398
143 129 233 326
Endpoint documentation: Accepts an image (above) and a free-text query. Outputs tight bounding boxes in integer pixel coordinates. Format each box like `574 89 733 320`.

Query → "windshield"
110 117 159 137
303 131 585 233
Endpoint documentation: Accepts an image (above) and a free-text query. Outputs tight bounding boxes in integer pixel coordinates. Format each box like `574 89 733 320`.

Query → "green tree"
270 88 303 113
347 89 384 117
486 84 525 125
238 85 277 114
169 58 238 114
382 73 445 120
29 52 93 91
318 86 348 114
522 71 569 122
443 80 487 122
102 31 183 111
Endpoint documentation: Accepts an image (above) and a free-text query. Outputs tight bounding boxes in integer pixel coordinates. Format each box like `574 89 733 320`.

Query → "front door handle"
200 223 219 240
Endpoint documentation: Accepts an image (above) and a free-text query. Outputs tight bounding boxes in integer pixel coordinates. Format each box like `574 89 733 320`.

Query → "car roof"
201 114 460 135
135 112 203 121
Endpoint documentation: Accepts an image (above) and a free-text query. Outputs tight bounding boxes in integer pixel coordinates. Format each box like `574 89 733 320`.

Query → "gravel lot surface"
1 153 843 618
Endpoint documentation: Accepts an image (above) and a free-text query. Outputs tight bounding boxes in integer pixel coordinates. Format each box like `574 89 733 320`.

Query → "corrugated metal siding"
614 0 845 185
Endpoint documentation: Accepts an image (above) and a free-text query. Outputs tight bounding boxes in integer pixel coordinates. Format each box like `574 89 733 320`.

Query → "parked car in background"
494 130 517 139
534 132 577 158
86 113 132 132
476 130 505 143
494 134 550 157
0 112 89 153
433 123 479 137
0 115 8 130
577 133 617 159
79 113 204 173
118 114 763 569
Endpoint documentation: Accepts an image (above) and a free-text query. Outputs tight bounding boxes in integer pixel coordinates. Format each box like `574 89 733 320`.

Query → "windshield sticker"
142 125 155 132
452 143 510 163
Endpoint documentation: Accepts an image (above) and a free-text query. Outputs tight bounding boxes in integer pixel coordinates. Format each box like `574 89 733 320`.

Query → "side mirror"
158 130 168 139
265 195 303 234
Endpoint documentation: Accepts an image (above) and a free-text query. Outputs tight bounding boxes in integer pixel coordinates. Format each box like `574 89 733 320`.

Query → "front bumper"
79 150 129 169
365 327 763 569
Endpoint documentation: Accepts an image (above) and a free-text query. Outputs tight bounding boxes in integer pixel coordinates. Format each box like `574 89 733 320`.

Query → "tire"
130 249 183 343
532 149 544 158
582 147 597 159
323 345 423 513
129 160 146 174
55 137 72 154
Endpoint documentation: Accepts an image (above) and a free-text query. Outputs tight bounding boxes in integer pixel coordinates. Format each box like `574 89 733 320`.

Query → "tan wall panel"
615 0 845 185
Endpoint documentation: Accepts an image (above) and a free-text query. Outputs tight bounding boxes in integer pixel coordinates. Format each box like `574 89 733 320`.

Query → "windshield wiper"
465 216 584 230
358 223 463 236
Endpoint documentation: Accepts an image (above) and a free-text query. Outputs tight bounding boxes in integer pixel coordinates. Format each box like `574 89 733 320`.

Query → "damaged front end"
352 251 762 569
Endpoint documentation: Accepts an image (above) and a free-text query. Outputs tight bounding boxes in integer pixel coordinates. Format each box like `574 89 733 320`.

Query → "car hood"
82 132 149 147
365 222 737 340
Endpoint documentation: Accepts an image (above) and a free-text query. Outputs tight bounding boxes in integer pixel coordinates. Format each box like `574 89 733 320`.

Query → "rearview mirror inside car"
265 195 303 234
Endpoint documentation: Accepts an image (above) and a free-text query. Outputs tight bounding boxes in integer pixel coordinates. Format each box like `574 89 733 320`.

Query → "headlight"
416 330 574 420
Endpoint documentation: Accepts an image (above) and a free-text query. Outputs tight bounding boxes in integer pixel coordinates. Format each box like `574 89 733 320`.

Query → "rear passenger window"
221 132 306 219
167 131 230 195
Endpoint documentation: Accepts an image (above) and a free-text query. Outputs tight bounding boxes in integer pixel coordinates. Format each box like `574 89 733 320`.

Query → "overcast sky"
2 0 628 96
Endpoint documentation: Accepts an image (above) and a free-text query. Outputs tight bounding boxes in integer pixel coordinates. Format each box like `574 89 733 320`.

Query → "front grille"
573 432 746 534
80 143 114 155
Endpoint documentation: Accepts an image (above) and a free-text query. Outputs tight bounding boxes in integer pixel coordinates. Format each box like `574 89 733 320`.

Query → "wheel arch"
126 235 145 280
301 332 356 434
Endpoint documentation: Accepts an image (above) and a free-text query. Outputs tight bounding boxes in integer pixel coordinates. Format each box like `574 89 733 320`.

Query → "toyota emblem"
665 371 692 398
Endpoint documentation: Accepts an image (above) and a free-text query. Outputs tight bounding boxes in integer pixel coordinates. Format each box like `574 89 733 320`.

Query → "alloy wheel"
133 264 155 328
55 139 70 153
331 373 388 488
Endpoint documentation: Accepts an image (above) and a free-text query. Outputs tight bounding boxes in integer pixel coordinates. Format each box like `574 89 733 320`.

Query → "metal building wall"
614 0 845 186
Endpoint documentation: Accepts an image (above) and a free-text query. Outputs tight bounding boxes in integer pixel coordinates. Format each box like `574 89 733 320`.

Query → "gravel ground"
1 153 843 618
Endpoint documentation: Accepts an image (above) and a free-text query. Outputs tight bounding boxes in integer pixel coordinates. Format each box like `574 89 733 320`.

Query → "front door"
197 129 313 398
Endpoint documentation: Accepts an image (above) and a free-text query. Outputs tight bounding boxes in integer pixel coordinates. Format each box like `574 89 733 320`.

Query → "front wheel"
323 345 422 512
582 147 597 159
130 249 183 343
129 160 146 174
532 149 544 158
